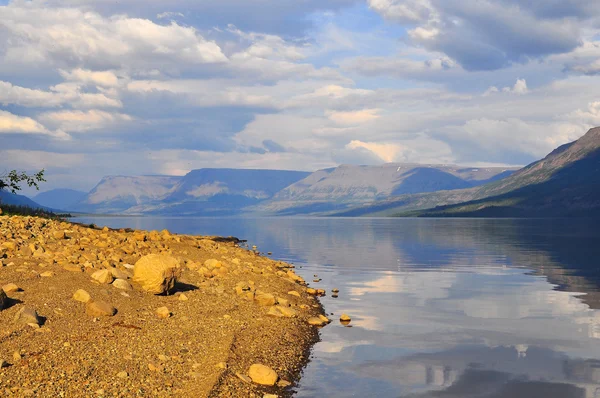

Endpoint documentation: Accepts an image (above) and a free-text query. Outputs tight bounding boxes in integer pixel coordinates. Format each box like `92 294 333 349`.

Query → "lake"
74 216 600 398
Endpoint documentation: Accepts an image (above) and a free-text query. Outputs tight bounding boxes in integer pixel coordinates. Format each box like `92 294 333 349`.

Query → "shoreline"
0 215 327 397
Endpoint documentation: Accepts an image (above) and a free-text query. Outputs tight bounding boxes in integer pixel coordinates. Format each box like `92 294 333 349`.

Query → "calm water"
74 216 600 398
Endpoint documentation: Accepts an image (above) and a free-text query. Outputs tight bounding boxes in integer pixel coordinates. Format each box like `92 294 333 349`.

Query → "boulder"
2 283 21 294
133 254 180 295
14 307 41 326
0 290 7 310
86 301 117 317
248 364 278 386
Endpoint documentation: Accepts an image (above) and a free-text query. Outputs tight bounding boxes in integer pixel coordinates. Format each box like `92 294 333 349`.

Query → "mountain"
72 169 310 215
0 190 46 209
33 189 87 211
72 175 181 214
337 127 600 217
131 168 311 216
256 164 516 215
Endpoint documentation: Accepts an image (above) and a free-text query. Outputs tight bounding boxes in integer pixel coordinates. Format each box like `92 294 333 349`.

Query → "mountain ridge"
335 127 600 217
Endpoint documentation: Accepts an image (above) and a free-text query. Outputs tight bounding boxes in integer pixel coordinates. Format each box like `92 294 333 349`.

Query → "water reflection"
75 217 600 397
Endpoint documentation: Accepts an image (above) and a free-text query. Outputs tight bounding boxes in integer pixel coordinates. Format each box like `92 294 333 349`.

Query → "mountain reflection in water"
74 216 600 397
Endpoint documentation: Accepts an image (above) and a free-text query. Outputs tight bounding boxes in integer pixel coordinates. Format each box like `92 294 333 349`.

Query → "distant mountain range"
19 165 512 216
7 127 599 218
336 127 600 217
0 190 49 209
254 164 516 215
33 189 87 210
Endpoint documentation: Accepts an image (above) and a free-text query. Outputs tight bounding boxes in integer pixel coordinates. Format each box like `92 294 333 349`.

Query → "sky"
2 0 600 193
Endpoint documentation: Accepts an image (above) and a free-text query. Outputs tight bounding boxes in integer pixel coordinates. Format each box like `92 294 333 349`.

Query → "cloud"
0 80 122 109
59 69 120 87
369 0 589 71
46 0 359 35
0 110 49 134
346 140 402 163
0 110 70 140
0 4 227 75
341 54 459 79
484 78 529 96
327 109 381 125
38 109 132 133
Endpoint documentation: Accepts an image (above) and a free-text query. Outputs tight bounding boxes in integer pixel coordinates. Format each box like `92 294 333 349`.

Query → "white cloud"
0 80 122 109
38 109 132 133
327 109 381 125
59 69 120 87
484 78 529 96
0 110 70 140
0 4 227 74
368 0 435 24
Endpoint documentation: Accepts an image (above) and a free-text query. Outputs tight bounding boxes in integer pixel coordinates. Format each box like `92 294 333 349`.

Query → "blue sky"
2 0 600 192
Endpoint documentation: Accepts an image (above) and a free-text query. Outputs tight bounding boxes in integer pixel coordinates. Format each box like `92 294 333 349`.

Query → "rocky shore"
0 215 329 397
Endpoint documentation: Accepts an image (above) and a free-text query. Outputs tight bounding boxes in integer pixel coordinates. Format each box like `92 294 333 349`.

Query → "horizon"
2 0 600 195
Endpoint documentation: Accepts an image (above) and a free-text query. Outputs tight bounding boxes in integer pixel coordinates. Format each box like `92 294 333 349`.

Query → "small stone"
14 307 41 326
40 271 54 277
110 268 130 280
332 288 340 293
306 288 317 295
148 362 162 372
340 313 351 322
264 395 278 398
307 317 326 326
12 351 22 361
318 314 331 324
112 279 133 291
92 269 114 284
276 298 289 307
178 294 188 301
73 289 91 303
2 283 21 293
53 231 65 239
156 306 171 319
255 293 276 307
248 364 278 386
86 301 117 317
216 362 228 369
288 291 301 297
277 379 292 388
236 372 252 384
117 371 128 379
158 354 170 362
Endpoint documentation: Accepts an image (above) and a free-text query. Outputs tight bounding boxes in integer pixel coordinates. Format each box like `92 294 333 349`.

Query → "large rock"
248 364 278 386
133 254 181 295
14 307 41 326
0 290 7 310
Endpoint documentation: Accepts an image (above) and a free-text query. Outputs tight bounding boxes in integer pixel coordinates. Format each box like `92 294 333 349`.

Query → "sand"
0 215 325 397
